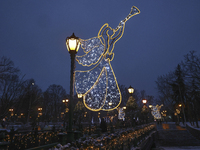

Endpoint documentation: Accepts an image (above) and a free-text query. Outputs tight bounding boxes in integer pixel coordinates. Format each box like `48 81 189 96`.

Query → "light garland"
75 6 140 111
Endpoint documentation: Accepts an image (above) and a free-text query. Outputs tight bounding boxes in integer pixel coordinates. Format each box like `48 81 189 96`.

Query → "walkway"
153 122 200 150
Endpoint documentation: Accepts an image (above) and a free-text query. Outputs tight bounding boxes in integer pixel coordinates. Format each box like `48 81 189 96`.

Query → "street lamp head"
149 105 152 108
66 33 80 54
63 99 69 103
128 85 134 94
9 108 13 112
142 99 147 104
123 106 126 110
77 93 83 98
109 102 112 106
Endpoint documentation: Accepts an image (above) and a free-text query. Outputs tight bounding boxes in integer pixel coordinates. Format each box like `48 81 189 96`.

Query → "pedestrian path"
157 123 186 130
153 122 200 150
155 146 200 150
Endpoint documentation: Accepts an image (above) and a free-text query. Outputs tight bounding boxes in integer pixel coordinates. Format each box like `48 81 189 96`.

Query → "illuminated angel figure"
75 6 140 111
150 104 163 119
117 107 125 120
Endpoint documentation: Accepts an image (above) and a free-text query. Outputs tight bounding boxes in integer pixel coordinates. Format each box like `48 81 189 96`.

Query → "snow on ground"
159 146 200 150
179 121 200 131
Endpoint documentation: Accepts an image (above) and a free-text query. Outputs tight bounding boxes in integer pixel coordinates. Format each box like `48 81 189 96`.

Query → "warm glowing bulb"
128 86 134 94
142 99 147 104
9 109 13 112
68 39 80 51
78 94 83 98
66 33 80 53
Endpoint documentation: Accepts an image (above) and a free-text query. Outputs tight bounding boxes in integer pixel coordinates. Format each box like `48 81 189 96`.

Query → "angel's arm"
109 6 140 53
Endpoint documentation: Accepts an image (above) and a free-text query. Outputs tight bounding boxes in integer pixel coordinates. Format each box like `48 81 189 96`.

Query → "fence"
0 127 59 150
65 123 156 150
0 123 156 150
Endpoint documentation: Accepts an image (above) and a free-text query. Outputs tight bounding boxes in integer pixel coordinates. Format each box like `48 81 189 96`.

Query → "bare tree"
182 51 200 127
155 51 200 125
14 79 43 124
0 56 19 76
155 72 175 109
44 84 67 122
0 57 24 118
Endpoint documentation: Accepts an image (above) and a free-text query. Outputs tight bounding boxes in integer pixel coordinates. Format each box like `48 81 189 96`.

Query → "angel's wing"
76 37 105 67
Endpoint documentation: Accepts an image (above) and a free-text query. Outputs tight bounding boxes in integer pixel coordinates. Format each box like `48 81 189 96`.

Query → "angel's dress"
75 38 121 111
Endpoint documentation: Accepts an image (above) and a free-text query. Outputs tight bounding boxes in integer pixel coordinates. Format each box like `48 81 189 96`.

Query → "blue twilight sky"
0 0 200 98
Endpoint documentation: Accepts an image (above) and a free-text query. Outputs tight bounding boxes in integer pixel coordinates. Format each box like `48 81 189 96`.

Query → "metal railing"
0 127 60 150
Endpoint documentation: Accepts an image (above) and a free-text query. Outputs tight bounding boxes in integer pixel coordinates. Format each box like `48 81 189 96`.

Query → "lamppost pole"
69 53 75 133
127 85 135 127
62 99 69 129
66 33 80 142
178 85 186 125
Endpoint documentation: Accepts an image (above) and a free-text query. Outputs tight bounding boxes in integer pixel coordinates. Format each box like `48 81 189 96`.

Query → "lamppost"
178 103 185 124
37 107 42 125
142 99 148 124
66 33 80 142
148 105 153 122
62 99 69 129
9 108 14 122
126 85 136 127
27 82 34 124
